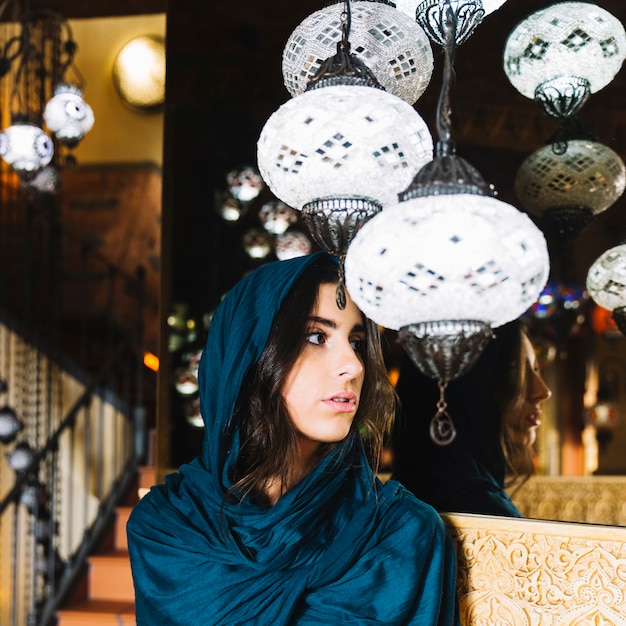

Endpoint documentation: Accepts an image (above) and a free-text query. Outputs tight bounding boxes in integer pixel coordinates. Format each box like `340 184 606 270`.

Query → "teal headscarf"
127 253 459 625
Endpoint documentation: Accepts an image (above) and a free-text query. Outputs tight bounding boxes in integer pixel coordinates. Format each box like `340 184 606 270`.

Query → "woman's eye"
350 337 366 354
306 331 326 346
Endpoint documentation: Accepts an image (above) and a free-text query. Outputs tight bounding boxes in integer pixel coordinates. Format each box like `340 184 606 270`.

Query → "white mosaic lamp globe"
515 139 626 241
43 84 94 147
283 0 434 105
0 123 54 179
345 194 549 331
503 2 626 117
586 243 626 334
257 84 433 213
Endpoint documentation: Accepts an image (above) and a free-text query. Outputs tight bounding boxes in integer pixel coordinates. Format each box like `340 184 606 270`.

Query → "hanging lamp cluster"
258 0 435 307
0 10 94 188
504 2 626 243
257 0 552 444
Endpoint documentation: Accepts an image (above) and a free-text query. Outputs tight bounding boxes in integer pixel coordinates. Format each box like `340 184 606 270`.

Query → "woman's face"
282 283 366 457
509 333 552 447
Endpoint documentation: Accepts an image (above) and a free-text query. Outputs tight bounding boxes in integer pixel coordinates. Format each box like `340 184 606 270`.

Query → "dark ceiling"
5 0 165 19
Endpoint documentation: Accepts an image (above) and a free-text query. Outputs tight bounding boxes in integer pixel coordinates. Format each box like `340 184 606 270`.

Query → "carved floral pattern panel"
444 513 626 626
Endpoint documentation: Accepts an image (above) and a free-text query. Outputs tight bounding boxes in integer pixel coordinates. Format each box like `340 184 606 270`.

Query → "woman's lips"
323 391 357 412
526 410 541 427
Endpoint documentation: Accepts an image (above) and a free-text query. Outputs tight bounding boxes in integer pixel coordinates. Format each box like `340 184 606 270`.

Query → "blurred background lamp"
43 84 94 147
0 122 54 179
586 243 626 334
112 34 166 111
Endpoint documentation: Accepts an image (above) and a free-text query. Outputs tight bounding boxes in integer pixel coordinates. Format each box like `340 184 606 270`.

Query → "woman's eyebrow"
308 315 336 329
307 316 366 334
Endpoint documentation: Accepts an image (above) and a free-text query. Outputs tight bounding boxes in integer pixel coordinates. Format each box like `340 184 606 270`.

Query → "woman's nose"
531 371 551 402
338 343 364 379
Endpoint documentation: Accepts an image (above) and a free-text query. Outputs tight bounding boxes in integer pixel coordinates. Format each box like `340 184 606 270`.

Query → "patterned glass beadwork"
587 244 626 311
257 84 433 210
515 140 626 216
344 193 549 330
503 2 626 100
283 1 433 104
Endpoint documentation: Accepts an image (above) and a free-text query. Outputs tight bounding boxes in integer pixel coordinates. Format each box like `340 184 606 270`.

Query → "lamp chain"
429 378 457 445
340 0 352 51
435 1 458 146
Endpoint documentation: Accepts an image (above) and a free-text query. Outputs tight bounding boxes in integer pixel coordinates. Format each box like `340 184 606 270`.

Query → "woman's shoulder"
378 478 448 538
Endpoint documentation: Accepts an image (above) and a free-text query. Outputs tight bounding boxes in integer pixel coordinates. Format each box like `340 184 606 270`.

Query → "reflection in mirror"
390 318 551 519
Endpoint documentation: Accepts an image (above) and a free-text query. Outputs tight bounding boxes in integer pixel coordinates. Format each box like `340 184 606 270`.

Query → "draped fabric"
391 322 523 518
127 253 460 625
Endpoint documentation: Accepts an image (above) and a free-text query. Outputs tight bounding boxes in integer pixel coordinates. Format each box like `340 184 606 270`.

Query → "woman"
127 252 459 625
391 320 551 517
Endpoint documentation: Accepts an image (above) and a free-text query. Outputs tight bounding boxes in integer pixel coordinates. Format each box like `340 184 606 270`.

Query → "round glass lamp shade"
257 84 433 211
259 200 299 235
503 2 626 116
274 230 313 260
344 193 550 331
43 84 94 147
23 165 62 195
112 34 166 111
226 166 264 203
0 405 22 445
0 123 54 177
283 1 434 105
586 244 626 312
515 140 626 240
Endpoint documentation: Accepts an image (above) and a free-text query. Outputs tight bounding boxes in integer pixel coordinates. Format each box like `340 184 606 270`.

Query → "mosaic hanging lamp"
515 137 626 243
503 2 626 119
283 0 434 104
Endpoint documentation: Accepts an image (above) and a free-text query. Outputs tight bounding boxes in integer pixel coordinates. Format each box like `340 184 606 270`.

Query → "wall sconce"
112 34 166 112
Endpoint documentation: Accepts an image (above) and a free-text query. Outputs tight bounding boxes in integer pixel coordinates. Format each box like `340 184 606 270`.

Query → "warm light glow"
112 35 166 111
144 351 159 372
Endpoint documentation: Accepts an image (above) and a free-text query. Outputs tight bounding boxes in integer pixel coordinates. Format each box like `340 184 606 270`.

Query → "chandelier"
0 10 94 185
345 0 549 444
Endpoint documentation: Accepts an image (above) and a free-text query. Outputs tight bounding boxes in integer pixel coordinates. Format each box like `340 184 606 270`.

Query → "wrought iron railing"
0 187 154 625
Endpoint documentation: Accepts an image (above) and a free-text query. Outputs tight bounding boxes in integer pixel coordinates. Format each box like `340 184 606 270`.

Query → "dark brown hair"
229 254 397 505
493 323 536 493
